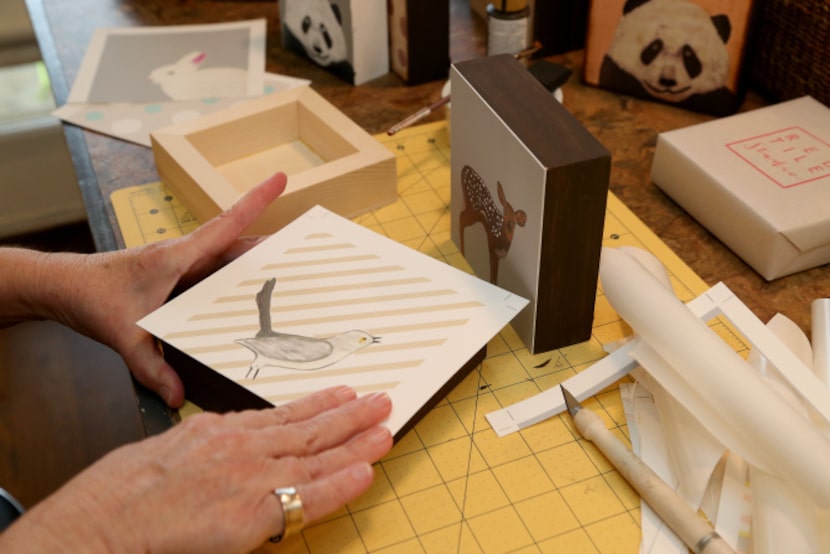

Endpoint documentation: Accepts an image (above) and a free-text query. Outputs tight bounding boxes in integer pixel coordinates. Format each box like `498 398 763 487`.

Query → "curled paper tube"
750 468 823 554
812 299 830 387
599 247 830 509
748 316 823 554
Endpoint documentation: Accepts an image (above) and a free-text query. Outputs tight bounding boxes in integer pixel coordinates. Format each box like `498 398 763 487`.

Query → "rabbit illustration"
148 51 249 101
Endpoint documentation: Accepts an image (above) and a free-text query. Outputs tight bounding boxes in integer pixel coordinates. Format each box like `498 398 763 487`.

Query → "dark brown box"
450 54 610 354
529 0 590 56
389 0 450 85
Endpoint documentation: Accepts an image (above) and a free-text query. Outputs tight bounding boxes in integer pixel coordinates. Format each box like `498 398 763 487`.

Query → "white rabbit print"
148 51 249 101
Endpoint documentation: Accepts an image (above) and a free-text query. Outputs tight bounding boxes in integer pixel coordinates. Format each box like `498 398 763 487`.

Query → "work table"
27 0 828 346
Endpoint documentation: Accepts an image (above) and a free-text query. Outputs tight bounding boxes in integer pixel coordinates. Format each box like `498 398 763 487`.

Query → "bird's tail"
255 278 277 338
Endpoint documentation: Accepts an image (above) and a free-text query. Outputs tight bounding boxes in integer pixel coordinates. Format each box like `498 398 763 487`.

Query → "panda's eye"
641 39 662 65
302 16 311 34
682 45 702 79
321 24 333 49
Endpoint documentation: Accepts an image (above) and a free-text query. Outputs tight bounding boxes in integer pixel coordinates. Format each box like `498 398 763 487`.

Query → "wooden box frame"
450 55 610 354
151 86 397 235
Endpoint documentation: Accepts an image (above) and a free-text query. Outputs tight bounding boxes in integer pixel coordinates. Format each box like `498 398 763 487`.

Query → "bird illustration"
236 278 380 379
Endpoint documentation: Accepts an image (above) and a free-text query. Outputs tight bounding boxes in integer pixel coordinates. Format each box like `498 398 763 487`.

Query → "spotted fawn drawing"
458 165 527 284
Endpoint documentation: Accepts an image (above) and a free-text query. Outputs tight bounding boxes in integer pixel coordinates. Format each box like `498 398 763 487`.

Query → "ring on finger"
269 486 304 543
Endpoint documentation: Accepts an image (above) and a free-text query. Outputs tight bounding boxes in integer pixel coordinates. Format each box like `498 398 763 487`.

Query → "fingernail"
350 462 373 481
160 386 173 406
368 426 391 443
333 385 356 401
364 391 390 407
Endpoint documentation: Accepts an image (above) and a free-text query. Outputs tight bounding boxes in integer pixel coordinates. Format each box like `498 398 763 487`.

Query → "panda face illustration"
604 0 731 103
283 0 348 67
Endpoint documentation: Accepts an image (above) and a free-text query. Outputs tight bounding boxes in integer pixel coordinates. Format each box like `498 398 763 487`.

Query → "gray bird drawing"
236 278 380 379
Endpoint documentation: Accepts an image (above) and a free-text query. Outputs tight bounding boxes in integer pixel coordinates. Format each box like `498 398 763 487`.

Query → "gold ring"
269 486 304 543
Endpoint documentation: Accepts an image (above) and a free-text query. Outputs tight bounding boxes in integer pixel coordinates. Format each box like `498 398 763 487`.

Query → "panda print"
282 0 355 83
598 0 738 116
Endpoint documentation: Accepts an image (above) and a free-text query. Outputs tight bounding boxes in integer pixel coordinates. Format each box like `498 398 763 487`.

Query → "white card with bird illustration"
138 205 528 436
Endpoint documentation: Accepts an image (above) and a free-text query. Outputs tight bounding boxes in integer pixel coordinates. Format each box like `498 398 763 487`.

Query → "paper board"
137 205 528 439
67 20 266 104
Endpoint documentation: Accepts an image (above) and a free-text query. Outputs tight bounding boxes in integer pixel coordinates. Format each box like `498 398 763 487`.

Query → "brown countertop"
27 0 829 337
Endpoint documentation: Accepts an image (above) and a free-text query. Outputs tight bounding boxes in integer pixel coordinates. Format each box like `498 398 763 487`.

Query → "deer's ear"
497 182 505 202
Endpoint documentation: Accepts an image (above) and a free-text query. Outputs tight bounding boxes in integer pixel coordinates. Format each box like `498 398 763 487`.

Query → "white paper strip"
620 382 687 554
485 339 638 436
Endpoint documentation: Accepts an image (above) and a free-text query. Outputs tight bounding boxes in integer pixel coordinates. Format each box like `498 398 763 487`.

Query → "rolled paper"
750 468 823 554
617 245 673 290
599 247 830 509
812 298 830 387
636 369 728 508
630 342 769 471
748 320 823 554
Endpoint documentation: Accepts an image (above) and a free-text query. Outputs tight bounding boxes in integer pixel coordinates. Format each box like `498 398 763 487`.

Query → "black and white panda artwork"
598 0 740 116
281 0 355 84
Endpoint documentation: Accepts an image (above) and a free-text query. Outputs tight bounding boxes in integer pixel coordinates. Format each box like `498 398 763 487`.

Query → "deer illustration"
458 165 527 284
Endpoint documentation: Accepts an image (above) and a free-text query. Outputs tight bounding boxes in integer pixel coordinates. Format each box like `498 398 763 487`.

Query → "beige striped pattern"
151 227 502 407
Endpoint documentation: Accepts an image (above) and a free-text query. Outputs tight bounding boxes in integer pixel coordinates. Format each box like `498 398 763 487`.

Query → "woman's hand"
0 386 393 554
36 173 287 406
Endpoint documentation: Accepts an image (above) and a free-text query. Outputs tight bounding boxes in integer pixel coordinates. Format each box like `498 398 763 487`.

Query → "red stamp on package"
726 126 830 188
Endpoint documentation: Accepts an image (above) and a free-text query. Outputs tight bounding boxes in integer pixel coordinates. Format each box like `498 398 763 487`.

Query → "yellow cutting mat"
112 121 749 553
